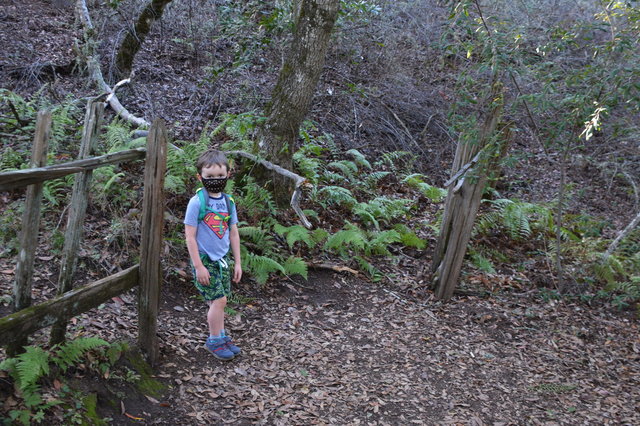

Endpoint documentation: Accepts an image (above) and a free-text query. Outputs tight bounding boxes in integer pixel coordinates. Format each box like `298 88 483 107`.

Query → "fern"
352 203 380 229
240 225 277 254
376 151 414 171
274 224 315 249
103 119 131 152
311 228 329 245
324 223 367 256
294 153 322 182
317 186 357 208
14 347 50 394
327 160 359 180
244 252 285 284
402 174 448 202
366 229 402 256
393 224 427 250
237 176 277 218
363 171 391 189
346 149 372 170
52 337 108 373
594 255 627 285
283 256 308 279
477 199 554 240
470 251 497 274
352 196 412 229
320 171 348 184
355 256 383 281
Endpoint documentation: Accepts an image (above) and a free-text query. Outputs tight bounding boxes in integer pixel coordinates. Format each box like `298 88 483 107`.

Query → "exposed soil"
1 1 640 425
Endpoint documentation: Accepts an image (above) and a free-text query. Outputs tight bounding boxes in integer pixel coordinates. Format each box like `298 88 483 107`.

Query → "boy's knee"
211 296 227 307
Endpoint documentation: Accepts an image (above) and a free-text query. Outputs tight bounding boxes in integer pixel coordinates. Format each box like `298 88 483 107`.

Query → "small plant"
0 337 112 425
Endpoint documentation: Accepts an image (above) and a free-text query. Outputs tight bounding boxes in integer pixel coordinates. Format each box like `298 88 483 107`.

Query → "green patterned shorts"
192 254 232 301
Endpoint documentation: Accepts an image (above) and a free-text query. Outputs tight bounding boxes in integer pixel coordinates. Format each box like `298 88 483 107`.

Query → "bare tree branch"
225 150 312 229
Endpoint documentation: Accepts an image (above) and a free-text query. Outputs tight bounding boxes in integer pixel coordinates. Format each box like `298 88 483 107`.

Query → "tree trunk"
261 0 339 206
115 0 174 77
431 83 507 301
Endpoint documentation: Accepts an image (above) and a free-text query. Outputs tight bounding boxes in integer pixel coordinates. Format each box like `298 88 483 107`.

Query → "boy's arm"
185 225 210 285
229 224 242 283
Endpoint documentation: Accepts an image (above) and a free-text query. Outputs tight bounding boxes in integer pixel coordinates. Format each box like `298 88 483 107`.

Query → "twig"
7 100 30 126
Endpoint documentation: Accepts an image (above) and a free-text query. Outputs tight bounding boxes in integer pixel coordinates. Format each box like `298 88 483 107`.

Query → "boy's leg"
207 296 227 336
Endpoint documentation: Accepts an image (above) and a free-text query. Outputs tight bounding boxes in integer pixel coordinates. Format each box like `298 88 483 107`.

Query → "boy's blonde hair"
196 149 229 174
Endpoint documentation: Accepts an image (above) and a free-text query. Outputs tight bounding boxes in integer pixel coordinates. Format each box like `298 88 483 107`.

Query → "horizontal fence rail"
0 148 146 191
0 266 139 343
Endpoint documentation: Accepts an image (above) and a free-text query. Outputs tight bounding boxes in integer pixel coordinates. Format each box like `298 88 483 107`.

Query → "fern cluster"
476 199 556 240
0 337 112 425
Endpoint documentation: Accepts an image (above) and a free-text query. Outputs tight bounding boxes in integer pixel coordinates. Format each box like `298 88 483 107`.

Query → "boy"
184 150 242 360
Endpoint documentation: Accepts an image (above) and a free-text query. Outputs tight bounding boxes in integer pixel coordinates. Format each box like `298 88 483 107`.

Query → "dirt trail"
83 270 638 425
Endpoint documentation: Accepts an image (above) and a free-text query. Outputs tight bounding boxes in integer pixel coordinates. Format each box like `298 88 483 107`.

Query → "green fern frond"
15 347 50 390
351 196 411 228
324 223 367 256
327 160 358 179
104 119 131 152
311 228 329 244
317 186 357 208
274 224 315 249
366 229 401 255
470 252 497 274
363 171 391 188
392 224 427 250
294 153 322 182
320 171 348 184
240 226 277 253
377 151 414 171
245 252 285 284
53 337 108 372
352 203 380 229
237 176 277 218
355 256 383 281
283 256 308 279
346 149 372 170
402 174 448 202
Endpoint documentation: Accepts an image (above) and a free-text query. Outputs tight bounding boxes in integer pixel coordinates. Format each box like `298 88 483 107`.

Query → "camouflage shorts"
192 254 232 301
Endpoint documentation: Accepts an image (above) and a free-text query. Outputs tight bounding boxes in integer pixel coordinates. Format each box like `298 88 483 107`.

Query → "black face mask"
201 177 227 193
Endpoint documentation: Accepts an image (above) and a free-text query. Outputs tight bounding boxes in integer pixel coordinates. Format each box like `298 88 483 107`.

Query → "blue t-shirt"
184 193 238 261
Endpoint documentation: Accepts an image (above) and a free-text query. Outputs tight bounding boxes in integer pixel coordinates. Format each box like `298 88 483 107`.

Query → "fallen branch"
307 263 359 275
225 150 312 229
604 210 640 259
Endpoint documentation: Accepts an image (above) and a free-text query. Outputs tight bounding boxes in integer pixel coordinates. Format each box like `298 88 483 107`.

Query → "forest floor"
1 263 639 425
1 1 640 425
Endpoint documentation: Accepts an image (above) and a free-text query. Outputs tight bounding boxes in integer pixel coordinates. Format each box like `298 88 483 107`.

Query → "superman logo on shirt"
203 212 229 239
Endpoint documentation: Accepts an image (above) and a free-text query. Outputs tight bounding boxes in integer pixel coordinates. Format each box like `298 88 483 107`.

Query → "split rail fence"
0 101 167 365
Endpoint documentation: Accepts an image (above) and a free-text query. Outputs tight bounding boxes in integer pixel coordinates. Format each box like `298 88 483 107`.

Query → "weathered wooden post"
50 100 105 344
431 83 507 301
138 119 167 366
8 111 52 356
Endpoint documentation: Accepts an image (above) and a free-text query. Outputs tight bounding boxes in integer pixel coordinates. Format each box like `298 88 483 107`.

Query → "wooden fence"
0 101 167 365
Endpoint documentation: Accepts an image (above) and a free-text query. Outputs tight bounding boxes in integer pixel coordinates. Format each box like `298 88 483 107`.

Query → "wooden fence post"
8 111 52 356
50 100 105 344
431 83 506 301
138 119 167 366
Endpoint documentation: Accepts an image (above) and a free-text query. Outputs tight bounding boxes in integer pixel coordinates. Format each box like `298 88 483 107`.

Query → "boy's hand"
233 263 242 283
195 265 210 286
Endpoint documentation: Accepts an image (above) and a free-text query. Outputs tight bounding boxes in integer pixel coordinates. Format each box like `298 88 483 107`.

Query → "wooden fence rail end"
0 265 139 344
